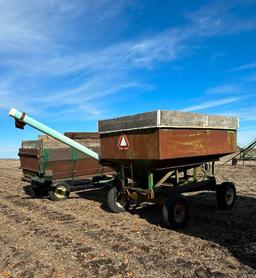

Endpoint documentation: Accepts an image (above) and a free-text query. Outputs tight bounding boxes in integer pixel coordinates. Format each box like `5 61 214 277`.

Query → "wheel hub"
115 194 126 208
173 202 187 223
55 185 67 199
226 188 234 205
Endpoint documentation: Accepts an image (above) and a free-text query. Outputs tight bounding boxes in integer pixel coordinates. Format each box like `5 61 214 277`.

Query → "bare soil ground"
0 160 255 278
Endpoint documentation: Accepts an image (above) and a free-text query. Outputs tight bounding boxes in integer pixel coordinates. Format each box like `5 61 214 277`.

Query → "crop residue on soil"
0 160 255 277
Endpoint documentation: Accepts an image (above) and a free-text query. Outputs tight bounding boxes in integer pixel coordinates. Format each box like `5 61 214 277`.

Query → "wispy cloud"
7 1 256 78
226 63 256 72
205 85 241 95
184 0 256 37
222 107 256 122
30 77 146 120
210 52 227 63
0 0 131 54
246 74 256 82
12 32 184 78
182 97 242 112
1 0 256 120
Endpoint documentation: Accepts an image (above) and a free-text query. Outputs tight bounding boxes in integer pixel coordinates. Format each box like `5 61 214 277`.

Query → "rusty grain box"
99 110 238 162
19 132 111 182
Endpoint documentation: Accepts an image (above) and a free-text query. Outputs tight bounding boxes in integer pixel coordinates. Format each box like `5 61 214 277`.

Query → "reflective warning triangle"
120 136 128 147
118 135 130 150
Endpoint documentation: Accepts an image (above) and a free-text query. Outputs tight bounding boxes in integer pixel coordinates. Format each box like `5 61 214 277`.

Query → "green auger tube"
9 108 100 161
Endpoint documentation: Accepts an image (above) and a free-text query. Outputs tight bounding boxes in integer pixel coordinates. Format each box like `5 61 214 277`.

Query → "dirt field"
0 160 255 278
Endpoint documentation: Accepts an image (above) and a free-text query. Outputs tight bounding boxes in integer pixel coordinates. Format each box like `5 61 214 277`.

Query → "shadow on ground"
76 186 110 210
132 192 256 270
77 188 256 270
23 182 256 270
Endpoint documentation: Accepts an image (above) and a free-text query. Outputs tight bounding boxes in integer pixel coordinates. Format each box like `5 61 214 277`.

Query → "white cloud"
1 0 255 73
210 52 227 63
206 85 241 95
227 63 256 72
182 97 242 112
184 0 256 37
1 0 256 120
29 77 144 120
0 0 131 54
226 107 256 122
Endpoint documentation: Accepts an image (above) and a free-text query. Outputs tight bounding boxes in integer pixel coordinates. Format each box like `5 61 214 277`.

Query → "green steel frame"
117 162 217 204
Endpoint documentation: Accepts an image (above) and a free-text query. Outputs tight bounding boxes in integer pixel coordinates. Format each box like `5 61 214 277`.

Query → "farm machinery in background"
9 108 238 229
224 137 256 165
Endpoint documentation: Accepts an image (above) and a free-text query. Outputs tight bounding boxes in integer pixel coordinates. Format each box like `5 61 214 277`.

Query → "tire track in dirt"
0 188 172 274
0 182 173 276
1 162 256 277
0 201 92 274
0 183 204 276
0 198 133 277
0 187 247 277
0 233 57 278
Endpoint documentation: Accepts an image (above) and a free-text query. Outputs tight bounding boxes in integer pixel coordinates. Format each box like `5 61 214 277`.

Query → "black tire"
107 186 128 213
31 181 49 197
216 182 236 209
92 175 103 183
48 181 71 201
162 194 189 229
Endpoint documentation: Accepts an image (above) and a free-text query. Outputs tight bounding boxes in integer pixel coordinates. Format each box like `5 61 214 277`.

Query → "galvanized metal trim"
157 109 161 127
98 110 238 133
99 125 238 134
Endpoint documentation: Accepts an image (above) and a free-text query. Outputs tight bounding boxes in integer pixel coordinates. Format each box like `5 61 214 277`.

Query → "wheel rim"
226 188 235 205
173 201 187 223
55 185 67 199
115 191 126 208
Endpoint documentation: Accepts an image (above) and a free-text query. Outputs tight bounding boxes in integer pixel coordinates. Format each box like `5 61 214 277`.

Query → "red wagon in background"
19 132 113 201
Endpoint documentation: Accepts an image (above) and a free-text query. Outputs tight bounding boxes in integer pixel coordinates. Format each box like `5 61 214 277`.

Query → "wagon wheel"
162 194 189 229
216 182 236 209
107 186 129 213
48 181 71 201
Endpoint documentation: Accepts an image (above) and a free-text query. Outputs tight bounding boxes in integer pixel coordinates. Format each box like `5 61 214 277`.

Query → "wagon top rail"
98 110 239 134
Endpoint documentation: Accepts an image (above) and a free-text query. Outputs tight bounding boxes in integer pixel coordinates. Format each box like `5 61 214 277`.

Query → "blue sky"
0 0 256 158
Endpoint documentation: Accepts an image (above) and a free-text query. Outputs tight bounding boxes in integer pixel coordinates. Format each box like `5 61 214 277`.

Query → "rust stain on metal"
101 128 237 161
19 132 112 181
100 129 159 160
159 129 236 159
19 149 41 173
45 159 105 179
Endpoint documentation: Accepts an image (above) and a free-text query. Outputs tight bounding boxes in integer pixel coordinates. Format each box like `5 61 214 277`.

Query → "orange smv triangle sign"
118 134 130 150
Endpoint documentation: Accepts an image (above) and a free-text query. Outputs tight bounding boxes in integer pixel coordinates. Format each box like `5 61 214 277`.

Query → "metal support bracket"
155 170 175 188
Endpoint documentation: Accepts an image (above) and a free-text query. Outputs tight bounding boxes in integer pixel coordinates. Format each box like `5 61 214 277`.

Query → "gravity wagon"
9 108 238 229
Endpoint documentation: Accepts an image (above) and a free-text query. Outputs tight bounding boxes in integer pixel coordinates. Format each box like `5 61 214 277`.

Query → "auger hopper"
9 108 238 229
